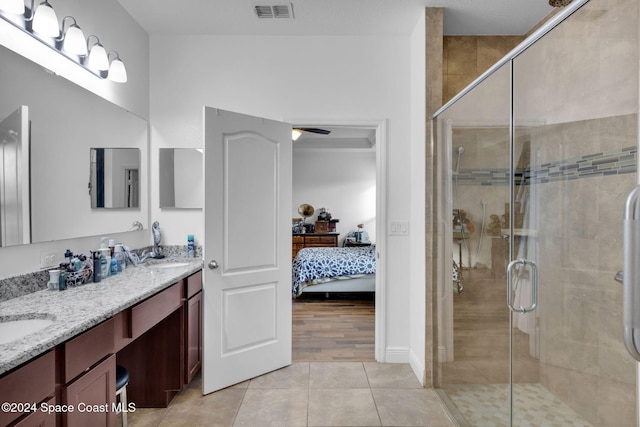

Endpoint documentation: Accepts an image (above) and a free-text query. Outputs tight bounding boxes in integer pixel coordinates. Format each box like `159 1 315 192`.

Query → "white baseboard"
385 346 410 363
409 349 425 386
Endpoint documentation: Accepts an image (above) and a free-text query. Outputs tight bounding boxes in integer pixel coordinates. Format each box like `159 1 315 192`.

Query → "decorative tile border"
455 146 637 185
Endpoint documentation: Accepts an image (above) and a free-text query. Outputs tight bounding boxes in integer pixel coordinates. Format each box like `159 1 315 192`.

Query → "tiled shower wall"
443 36 524 104
452 114 638 426
533 114 637 426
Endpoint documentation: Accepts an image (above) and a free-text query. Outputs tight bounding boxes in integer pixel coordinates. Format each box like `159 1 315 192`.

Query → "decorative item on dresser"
292 232 339 259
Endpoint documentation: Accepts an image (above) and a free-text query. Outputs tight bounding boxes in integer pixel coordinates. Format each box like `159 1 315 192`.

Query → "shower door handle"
506 259 538 313
622 186 640 362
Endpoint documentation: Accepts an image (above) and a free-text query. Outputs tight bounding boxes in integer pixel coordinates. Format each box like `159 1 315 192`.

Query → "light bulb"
32 1 60 38
62 24 87 56
88 42 108 71
0 0 25 14
108 57 127 83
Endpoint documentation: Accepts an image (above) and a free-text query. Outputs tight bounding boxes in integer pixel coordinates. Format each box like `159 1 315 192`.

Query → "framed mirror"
90 148 140 209
159 148 203 209
0 42 148 246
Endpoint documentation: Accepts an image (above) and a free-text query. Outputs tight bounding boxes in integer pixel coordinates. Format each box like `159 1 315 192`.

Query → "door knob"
208 260 219 269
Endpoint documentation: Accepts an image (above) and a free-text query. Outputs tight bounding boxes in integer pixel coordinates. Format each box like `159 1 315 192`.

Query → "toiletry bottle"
109 239 115 257
64 249 73 265
115 244 125 271
99 237 111 277
187 235 195 258
110 257 118 275
91 251 102 283
58 265 67 291
101 254 109 278
48 269 60 290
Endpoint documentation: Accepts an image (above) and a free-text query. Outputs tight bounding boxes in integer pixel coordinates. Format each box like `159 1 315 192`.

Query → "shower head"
549 0 572 7
454 146 464 172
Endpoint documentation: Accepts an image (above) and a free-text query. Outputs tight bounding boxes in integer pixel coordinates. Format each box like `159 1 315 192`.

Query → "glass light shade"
62 25 87 56
88 43 108 71
292 129 302 141
32 1 60 37
108 58 127 83
0 0 25 14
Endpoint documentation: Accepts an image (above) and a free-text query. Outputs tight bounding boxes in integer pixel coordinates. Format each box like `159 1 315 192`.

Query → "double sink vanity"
0 260 203 427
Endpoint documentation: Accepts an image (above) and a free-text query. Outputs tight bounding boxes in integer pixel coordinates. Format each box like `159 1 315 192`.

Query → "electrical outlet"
40 252 59 269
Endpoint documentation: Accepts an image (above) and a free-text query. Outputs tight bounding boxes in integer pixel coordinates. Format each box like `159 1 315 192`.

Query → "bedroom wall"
149 31 424 362
292 150 376 245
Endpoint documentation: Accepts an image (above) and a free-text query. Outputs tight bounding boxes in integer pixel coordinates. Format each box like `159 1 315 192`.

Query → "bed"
292 245 376 296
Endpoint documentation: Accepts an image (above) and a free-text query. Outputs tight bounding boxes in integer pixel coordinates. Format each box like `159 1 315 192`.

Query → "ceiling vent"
253 3 294 19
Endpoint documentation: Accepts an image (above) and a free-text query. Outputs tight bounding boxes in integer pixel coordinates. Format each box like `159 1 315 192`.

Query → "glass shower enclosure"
431 0 638 425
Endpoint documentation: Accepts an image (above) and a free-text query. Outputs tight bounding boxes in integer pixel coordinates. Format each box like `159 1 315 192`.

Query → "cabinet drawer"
65 318 114 383
186 270 203 299
305 235 336 245
130 282 182 339
292 236 304 243
0 350 55 427
317 236 337 245
13 396 56 427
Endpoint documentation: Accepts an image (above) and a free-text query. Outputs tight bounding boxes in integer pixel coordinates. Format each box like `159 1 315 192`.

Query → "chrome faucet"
151 221 164 259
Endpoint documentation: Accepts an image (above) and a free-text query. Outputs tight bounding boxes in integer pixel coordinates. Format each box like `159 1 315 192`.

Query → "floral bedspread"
292 245 376 296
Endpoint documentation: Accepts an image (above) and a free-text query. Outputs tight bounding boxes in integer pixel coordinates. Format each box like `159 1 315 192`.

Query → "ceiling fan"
292 127 331 140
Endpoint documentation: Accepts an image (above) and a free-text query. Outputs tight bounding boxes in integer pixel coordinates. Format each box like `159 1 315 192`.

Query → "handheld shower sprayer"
455 146 465 173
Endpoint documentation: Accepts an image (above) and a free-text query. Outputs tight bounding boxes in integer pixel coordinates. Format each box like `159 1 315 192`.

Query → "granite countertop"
0 259 203 376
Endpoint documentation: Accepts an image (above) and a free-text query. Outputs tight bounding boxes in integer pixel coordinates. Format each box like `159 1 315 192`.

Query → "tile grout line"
362 361 384 427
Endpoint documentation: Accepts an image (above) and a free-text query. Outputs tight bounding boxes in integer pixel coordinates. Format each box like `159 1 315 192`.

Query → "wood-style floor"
292 293 375 362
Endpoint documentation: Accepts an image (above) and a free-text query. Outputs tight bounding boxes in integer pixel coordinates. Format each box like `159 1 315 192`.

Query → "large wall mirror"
0 43 148 246
159 148 203 209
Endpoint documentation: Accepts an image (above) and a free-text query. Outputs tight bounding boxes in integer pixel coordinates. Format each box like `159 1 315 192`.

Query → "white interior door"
202 107 292 394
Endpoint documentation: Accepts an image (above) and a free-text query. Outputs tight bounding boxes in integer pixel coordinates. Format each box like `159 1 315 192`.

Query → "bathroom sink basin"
0 316 56 345
148 262 191 269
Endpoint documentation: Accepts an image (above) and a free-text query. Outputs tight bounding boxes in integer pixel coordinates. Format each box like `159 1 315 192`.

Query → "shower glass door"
434 0 639 425
511 0 638 424
435 63 513 425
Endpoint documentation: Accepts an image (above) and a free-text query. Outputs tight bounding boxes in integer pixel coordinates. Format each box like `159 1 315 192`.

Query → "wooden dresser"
292 233 339 259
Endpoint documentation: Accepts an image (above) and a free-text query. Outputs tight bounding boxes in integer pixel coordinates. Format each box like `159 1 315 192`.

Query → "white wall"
150 33 420 360
293 150 376 245
0 0 150 278
409 12 426 383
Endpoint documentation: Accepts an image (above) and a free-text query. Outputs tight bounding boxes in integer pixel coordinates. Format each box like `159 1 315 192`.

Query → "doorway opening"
290 121 386 362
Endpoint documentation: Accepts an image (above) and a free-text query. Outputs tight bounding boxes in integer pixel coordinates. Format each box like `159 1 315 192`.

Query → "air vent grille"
253 3 294 19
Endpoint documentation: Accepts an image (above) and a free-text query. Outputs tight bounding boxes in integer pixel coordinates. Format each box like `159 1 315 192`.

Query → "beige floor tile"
158 388 246 427
124 407 168 427
363 362 422 389
308 389 381 426
249 362 310 389
309 362 369 389
372 389 455 427
233 388 308 427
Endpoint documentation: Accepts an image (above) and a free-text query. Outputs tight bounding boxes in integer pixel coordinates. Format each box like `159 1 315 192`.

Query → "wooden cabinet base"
116 308 184 408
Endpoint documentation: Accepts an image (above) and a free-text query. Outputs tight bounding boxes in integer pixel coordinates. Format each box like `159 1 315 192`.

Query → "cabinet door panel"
64 354 116 427
0 350 55 427
185 292 202 384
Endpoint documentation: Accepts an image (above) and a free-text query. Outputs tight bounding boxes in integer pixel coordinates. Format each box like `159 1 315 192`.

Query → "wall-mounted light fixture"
0 0 127 82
